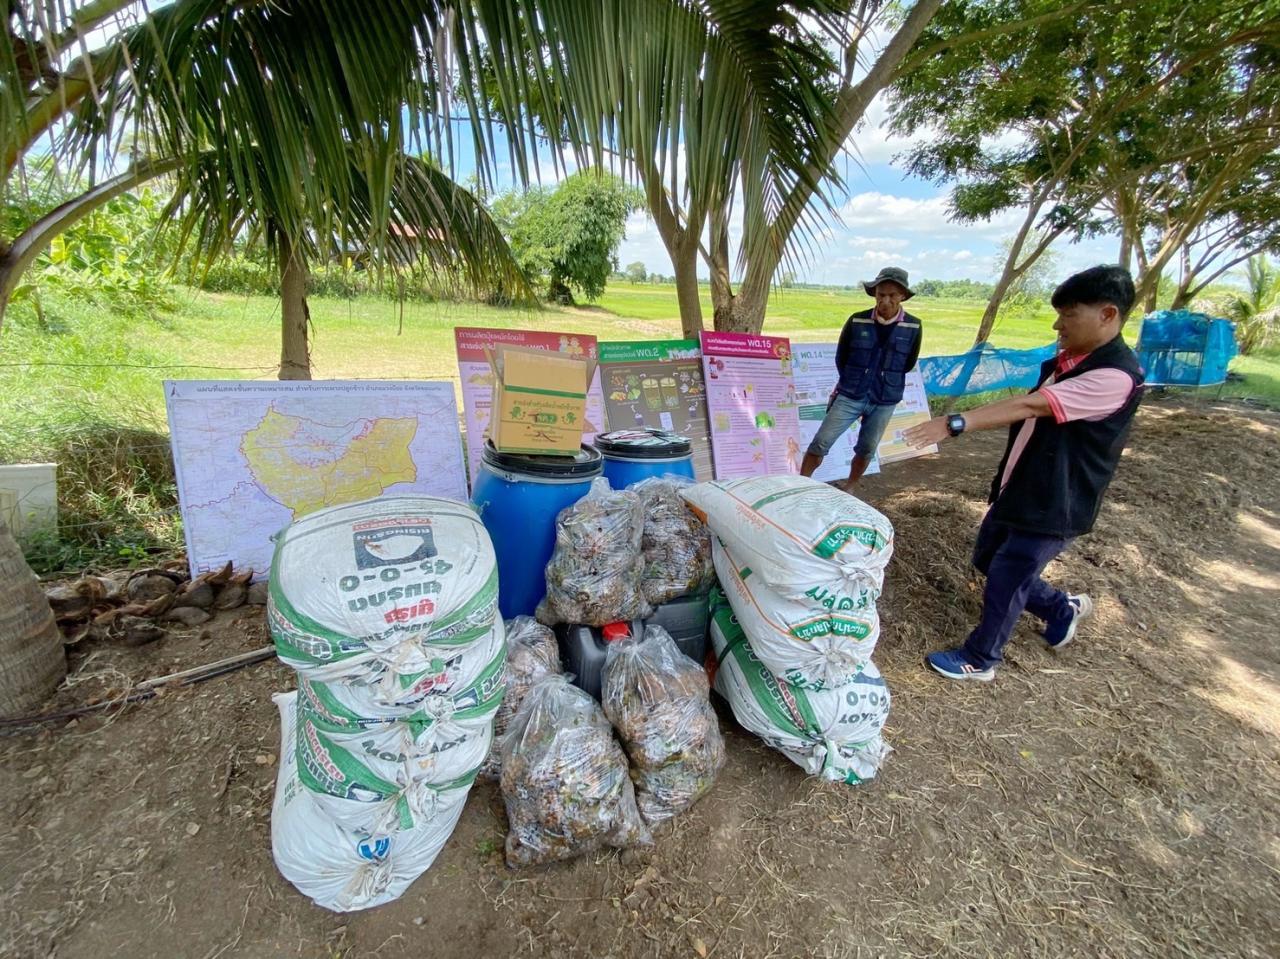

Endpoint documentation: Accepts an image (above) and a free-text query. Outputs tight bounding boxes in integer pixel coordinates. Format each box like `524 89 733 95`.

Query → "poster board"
597 339 714 480
164 380 467 577
876 367 938 464
791 342 936 472
699 331 804 479
454 327 605 484
791 343 880 480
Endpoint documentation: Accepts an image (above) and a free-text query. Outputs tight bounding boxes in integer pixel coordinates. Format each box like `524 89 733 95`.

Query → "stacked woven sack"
266 496 506 911
683 475 893 784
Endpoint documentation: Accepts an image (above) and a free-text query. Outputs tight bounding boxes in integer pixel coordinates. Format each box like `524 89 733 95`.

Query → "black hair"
1050 265 1136 322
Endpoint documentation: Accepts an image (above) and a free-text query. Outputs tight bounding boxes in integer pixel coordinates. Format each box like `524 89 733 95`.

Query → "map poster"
791 343 880 481
597 338 714 480
164 380 468 578
454 327 605 485
699 330 804 480
791 342 936 473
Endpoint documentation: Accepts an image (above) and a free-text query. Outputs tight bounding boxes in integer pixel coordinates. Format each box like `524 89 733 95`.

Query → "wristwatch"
946 414 966 437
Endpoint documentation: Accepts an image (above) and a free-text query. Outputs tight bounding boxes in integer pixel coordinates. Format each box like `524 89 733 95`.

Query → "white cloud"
845 235 909 251
843 94 931 168
838 190 1027 238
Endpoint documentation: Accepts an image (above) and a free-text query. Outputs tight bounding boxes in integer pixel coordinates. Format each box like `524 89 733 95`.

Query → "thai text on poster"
791 343 880 481
699 331 804 479
597 339 714 479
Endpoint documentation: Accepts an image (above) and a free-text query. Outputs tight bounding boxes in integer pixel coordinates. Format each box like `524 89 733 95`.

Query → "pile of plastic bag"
478 616 562 781
536 477 650 627
267 496 505 911
632 476 714 606
499 674 651 866
684 476 893 783
602 625 724 823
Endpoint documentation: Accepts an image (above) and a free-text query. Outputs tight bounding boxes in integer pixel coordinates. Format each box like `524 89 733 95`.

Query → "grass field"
5 280 1273 416
1 280 1276 568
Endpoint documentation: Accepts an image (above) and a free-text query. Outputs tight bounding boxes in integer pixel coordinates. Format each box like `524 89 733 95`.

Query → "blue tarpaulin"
919 342 1056 398
920 311 1238 398
1135 311 1237 387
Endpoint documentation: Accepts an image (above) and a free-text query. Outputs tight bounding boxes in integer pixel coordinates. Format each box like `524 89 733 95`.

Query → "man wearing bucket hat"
800 266 923 487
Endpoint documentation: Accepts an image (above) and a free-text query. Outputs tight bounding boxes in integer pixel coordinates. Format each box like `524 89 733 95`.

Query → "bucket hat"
863 266 914 299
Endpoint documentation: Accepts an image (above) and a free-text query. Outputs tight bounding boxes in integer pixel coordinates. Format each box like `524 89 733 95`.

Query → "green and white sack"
291 619 506 717
294 665 502 830
271 692 471 913
709 589 890 785
713 539 879 690
269 496 499 681
681 475 892 604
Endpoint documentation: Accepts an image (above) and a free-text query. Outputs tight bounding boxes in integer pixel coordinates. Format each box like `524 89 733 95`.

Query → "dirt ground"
3 394 1279 959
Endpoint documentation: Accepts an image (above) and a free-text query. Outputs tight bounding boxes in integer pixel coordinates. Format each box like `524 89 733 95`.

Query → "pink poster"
454 327 605 485
699 331 804 480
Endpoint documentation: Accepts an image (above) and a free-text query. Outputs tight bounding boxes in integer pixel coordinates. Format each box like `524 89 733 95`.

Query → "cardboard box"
487 345 597 456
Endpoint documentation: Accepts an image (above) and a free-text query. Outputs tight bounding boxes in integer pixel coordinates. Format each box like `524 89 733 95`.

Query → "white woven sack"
292 619 506 716
271 692 470 913
713 539 878 690
709 592 890 784
681 476 892 605
269 496 498 680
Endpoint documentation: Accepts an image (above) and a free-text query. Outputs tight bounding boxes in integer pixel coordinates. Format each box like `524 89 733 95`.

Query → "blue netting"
1135 311 1237 387
919 342 1056 398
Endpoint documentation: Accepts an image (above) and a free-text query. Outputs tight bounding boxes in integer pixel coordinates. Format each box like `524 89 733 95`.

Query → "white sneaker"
1046 594 1093 650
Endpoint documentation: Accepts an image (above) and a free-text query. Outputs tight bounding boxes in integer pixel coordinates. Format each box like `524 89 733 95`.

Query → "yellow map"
241 408 418 518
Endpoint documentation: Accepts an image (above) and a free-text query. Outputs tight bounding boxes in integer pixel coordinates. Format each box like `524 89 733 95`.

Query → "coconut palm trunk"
0 519 65 717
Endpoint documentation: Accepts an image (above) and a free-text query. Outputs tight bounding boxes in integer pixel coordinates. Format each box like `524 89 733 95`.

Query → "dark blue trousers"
962 509 1075 670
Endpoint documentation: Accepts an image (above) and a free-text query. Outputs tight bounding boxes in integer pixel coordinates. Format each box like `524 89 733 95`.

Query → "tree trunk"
1170 244 1196 310
1118 230 1132 272
671 238 704 340
972 185 1052 346
713 262 771 333
278 233 312 380
0 518 66 718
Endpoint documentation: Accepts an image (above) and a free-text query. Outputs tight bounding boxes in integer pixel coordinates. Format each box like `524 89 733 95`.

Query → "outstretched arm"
904 392 1052 448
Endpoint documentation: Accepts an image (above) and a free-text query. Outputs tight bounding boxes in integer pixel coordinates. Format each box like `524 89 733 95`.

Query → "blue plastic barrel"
470 442 603 619
594 429 695 489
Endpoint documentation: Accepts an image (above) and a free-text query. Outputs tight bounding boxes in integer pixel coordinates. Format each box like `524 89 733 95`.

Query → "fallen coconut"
164 606 213 627
116 615 167 647
126 573 180 603
173 582 215 610
213 584 247 610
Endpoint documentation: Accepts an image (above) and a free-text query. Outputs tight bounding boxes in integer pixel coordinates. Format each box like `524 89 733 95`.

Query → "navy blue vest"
835 308 923 405
988 335 1144 538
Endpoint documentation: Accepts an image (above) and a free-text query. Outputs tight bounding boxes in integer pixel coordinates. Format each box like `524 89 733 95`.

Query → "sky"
610 93 1123 288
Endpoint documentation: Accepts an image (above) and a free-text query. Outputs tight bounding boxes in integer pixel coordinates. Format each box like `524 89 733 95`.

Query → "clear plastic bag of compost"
478 616 562 781
602 625 724 824
632 476 714 606
500 674 651 867
536 477 650 627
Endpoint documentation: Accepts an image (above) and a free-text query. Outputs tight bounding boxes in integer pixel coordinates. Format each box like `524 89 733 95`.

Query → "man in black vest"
800 266 923 488
903 265 1144 682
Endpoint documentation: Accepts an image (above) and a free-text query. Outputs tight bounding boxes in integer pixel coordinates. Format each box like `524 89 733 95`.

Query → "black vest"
988 335 1144 538
836 308 923 405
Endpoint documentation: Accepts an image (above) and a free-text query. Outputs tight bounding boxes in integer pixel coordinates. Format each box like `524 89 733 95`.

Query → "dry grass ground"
2 395 1278 959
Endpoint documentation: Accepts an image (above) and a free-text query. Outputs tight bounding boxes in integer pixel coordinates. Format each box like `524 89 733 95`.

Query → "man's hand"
904 416 950 449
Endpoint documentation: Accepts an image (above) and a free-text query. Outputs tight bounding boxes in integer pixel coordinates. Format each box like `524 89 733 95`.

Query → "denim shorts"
806 394 898 458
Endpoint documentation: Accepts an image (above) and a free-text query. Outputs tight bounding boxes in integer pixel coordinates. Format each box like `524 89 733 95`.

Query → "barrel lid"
593 428 692 459
481 440 602 477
